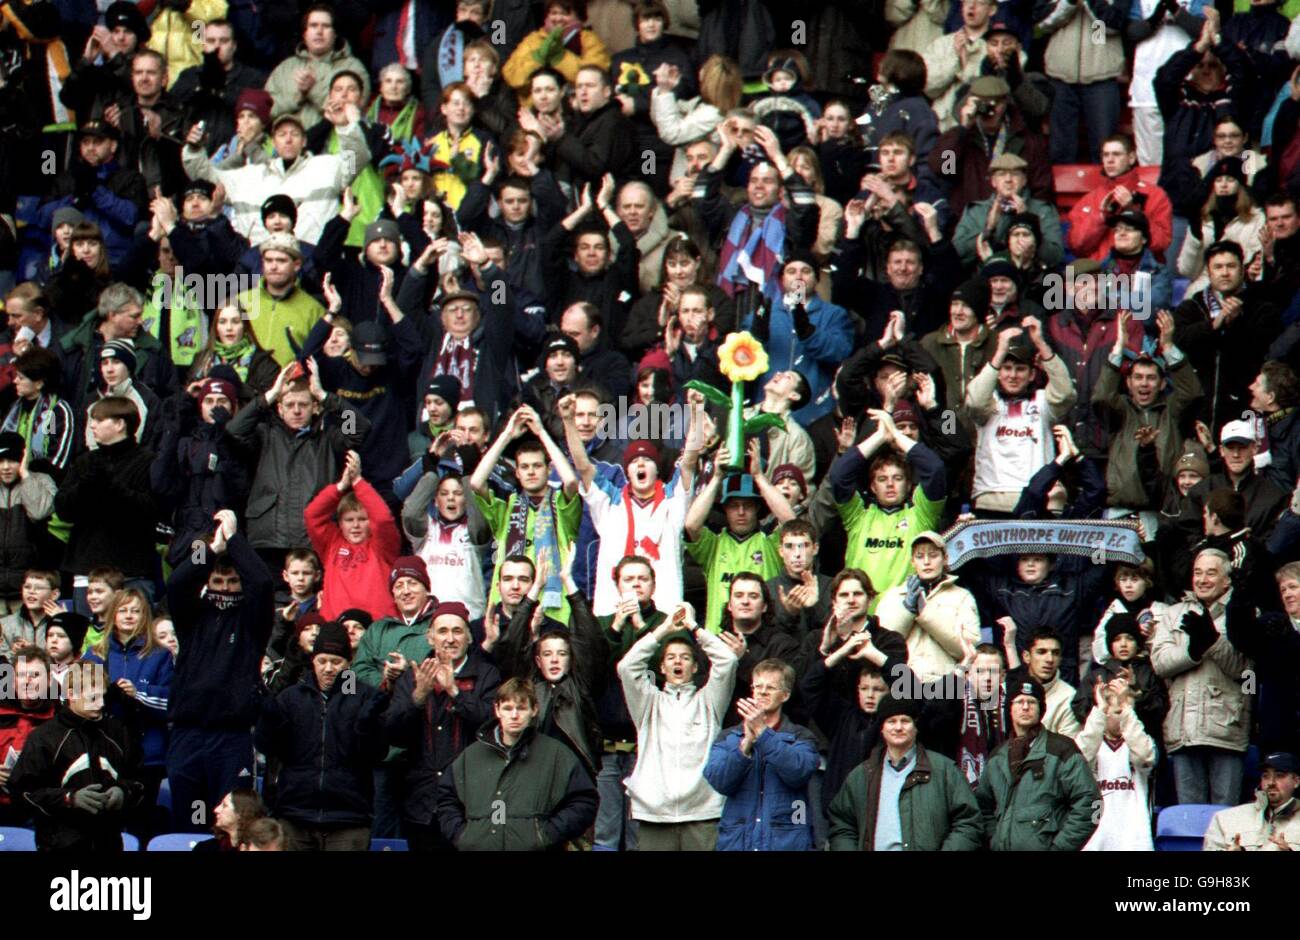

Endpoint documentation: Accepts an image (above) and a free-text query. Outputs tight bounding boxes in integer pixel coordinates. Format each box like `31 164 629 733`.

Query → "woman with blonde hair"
82 588 172 835
1177 156 1266 295
650 53 741 182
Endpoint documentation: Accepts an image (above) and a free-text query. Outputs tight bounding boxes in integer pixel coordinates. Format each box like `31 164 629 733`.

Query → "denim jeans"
594 750 638 850
1049 79 1122 165
1171 747 1244 805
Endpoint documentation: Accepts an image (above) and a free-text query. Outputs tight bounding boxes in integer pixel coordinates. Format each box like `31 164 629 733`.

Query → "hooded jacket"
436 722 598 851
876 576 981 683
0 474 55 599
264 39 370 128
974 726 1100 850
255 668 390 828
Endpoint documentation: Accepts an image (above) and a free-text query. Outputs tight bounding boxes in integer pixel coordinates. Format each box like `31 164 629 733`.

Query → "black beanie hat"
874 691 923 723
312 620 351 659
1007 672 1047 713
261 194 298 226
48 612 91 652
1105 613 1143 650
952 279 990 313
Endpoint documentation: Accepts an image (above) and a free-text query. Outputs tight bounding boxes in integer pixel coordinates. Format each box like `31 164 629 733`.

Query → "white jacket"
921 31 988 132
1177 209 1266 296
1091 598 1169 664
1077 705 1156 851
876 575 980 683
619 627 738 823
966 353 1077 512
1204 793 1300 851
182 120 369 245
650 88 722 183
1152 593 1252 753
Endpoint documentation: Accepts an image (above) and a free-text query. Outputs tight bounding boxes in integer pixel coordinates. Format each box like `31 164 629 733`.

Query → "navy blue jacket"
83 635 173 767
166 532 275 732
256 670 390 828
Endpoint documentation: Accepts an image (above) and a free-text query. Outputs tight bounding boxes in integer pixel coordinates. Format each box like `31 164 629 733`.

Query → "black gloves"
200 50 224 92
750 295 771 343
71 160 98 200
1180 606 1219 661
791 302 815 341
421 451 441 475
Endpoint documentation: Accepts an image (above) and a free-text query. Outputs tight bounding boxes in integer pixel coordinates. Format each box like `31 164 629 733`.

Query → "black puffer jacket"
382 648 501 827
255 669 390 828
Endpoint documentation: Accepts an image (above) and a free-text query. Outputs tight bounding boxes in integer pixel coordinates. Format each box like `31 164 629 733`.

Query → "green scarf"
143 270 204 367
367 97 419 147
213 337 256 380
330 129 386 248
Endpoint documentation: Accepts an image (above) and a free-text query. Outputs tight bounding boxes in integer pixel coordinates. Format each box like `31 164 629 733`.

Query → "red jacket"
305 479 401 623
1067 168 1174 261
0 698 54 804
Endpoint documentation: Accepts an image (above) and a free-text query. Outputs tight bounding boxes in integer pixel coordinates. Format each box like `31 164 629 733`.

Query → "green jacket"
952 194 1065 269
828 743 984 851
351 607 434 690
438 724 599 851
236 280 325 369
975 728 1100 851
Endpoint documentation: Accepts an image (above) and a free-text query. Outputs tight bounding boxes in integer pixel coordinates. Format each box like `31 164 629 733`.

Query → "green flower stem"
727 380 745 470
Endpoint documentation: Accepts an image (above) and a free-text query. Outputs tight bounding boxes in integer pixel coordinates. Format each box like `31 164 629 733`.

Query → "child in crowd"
0 569 61 661
304 451 401 622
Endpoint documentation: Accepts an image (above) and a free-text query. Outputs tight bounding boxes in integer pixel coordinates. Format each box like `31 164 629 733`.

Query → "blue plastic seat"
0 827 36 851
121 833 140 852
146 833 214 852
156 778 172 812
1154 804 1231 851
370 838 409 852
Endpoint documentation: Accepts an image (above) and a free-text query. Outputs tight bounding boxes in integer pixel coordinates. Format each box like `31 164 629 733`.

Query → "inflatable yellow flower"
718 331 769 384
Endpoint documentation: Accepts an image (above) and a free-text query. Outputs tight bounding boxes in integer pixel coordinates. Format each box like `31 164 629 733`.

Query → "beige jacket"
922 31 988 132
741 404 817 482
886 0 949 53
1038 0 1125 85
876 576 980 683
1152 593 1252 753
1043 674 1082 738
1177 210 1266 296
1204 793 1300 851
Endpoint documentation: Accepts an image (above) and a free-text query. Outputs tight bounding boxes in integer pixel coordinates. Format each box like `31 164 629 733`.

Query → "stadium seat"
370 838 409 852
122 833 140 852
1172 277 1189 306
1242 744 1261 801
156 778 172 812
147 833 214 851
1154 804 1230 851
0 827 36 851
1053 164 1105 215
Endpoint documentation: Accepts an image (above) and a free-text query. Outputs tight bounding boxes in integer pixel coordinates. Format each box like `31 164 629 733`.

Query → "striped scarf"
367 96 419 147
717 203 787 299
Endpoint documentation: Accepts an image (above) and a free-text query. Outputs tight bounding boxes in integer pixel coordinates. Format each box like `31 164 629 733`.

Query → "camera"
975 100 998 118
